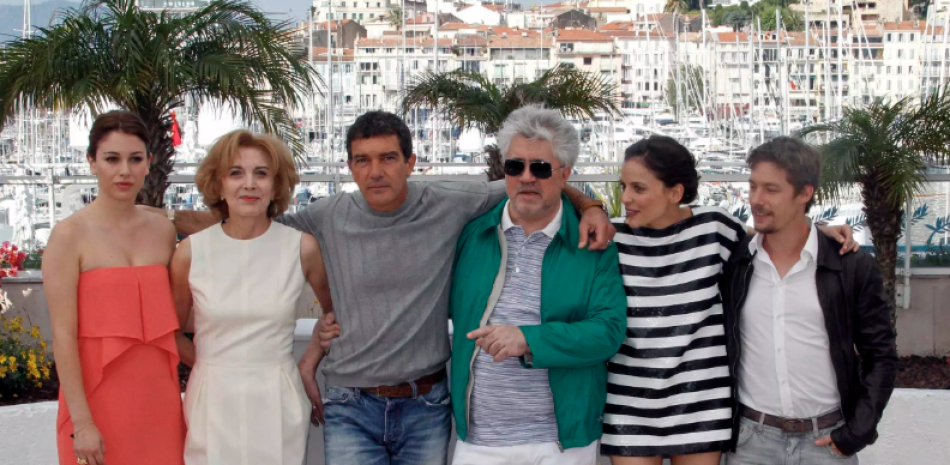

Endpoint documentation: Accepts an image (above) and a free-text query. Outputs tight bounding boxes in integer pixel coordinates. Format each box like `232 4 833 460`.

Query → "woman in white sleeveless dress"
169 130 333 465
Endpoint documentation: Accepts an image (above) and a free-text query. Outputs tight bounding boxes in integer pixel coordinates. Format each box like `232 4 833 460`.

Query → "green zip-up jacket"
448 195 628 449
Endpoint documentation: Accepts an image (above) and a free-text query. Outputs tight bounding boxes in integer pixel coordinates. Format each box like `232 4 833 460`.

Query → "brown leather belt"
360 368 446 398
741 405 844 433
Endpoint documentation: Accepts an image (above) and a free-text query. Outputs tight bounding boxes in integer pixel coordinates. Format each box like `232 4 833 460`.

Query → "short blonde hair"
195 130 300 219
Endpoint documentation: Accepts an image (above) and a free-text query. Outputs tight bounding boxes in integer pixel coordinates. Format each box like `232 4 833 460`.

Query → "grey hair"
497 105 579 167
747 136 822 211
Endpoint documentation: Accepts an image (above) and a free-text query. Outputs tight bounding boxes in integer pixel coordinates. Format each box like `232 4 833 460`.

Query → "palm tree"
0 0 319 206
403 64 619 180
388 7 403 31
664 0 690 13
799 89 950 329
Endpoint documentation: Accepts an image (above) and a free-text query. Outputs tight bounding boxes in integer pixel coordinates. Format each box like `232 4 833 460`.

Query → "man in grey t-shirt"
166 111 614 465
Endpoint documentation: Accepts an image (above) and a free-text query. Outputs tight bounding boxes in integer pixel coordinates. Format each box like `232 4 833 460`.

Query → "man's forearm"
138 206 220 236
563 185 603 212
174 210 221 236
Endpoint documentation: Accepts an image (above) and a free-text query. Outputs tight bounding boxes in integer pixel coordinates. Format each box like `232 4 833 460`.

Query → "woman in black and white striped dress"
601 136 855 465
601 136 743 465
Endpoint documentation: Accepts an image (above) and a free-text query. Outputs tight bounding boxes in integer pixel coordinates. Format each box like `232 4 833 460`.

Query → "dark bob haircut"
623 135 700 205
346 111 413 161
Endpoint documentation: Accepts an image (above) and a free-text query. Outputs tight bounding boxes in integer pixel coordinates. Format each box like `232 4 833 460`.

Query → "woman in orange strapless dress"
44 111 185 465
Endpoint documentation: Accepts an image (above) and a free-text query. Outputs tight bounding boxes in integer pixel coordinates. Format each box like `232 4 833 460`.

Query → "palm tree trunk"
485 144 505 182
137 110 176 207
861 173 901 333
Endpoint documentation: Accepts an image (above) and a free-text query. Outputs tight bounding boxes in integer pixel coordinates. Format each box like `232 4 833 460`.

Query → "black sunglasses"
503 159 562 179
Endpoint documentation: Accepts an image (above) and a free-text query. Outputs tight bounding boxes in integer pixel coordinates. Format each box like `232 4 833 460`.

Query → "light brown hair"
195 130 299 219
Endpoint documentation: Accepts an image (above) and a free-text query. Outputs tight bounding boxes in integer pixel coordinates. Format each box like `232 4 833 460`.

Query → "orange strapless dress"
57 265 185 465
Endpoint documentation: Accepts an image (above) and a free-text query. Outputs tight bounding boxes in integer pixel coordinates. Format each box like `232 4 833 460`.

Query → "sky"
0 0 548 22
0 0 314 21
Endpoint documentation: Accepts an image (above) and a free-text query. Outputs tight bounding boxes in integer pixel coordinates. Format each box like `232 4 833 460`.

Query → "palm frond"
403 63 619 138
799 91 950 207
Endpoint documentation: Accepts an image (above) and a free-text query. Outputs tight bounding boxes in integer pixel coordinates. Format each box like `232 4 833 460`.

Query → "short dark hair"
346 111 413 161
87 110 150 160
747 137 821 211
623 135 699 205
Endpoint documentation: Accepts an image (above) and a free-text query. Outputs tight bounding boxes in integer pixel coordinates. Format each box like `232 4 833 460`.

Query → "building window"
887 33 891 42
898 33 903 42
584 57 592 65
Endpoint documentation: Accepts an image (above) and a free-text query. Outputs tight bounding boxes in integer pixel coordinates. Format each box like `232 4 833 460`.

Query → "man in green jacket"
449 105 627 464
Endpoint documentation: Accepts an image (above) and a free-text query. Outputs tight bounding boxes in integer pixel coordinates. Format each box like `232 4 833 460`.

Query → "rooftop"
554 29 613 42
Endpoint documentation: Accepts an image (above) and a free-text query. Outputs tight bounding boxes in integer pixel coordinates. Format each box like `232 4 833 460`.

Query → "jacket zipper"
465 227 508 431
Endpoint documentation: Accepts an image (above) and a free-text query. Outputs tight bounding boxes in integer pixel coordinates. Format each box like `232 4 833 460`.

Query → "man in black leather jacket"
720 137 898 464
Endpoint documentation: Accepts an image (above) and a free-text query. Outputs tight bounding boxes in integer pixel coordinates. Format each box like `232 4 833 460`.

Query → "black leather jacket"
720 232 898 456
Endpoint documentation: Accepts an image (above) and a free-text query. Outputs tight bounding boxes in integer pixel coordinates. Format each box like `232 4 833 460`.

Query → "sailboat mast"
327 2 333 157
835 0 843 119
756 17 765 143
940 8 949 86
431 7 439 160
805 0 811 123
824 10 832 122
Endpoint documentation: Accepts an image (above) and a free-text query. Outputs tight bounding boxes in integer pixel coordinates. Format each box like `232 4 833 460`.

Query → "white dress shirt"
737 224 841 418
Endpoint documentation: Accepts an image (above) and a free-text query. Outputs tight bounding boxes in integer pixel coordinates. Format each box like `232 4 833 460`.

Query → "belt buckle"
781 418 806 432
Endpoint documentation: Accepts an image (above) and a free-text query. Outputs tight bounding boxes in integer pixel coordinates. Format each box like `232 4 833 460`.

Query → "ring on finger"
77 459 89 465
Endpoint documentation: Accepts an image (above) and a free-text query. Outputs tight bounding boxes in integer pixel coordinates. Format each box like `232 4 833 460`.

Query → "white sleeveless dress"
183 222 310 465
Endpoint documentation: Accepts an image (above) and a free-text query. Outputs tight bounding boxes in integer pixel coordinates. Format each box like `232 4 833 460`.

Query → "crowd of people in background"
46 106 896 465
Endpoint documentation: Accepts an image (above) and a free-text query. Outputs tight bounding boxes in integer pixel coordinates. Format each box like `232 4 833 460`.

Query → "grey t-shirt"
277 180 506 387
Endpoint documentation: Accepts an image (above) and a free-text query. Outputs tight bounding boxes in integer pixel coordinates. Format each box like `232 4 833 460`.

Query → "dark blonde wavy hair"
195 130 299 219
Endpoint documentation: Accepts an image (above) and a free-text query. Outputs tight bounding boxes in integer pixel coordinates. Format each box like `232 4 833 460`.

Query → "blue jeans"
726 416 859 465
323 378 452 465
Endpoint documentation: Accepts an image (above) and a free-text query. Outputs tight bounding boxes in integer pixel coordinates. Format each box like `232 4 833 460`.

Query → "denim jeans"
726 416 859 465
323 378 452 465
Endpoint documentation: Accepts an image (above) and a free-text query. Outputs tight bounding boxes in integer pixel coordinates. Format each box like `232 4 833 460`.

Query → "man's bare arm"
138 206 220 236
563 185 604 213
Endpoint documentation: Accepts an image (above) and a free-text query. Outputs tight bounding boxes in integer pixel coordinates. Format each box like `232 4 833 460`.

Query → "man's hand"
815 435 849 457
318 311 341 352
297 359 325 425
467 326 529 362
817 223 859 255
578 207 615 250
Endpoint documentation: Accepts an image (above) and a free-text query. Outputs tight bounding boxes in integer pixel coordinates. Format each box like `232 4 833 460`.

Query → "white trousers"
452 439 599 465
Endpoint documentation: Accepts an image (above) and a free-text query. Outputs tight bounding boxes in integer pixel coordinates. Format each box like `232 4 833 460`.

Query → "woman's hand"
73 423 106 465
298 361 325 426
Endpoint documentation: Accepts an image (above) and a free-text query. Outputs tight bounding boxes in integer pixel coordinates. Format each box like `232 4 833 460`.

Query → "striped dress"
601 206 746 457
